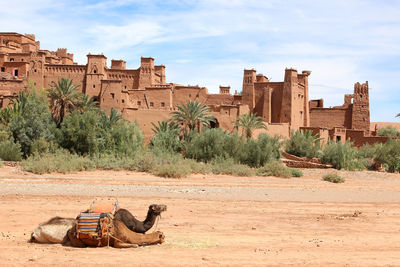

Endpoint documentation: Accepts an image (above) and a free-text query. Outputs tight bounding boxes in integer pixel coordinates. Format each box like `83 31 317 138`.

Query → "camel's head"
149 204 167 215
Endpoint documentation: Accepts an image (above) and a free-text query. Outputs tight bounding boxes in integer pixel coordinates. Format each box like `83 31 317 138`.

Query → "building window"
124 86 127 89
1 67 4 72
122 99 125 104
161 102 165 107
21 59 24 61
13 69 18 77
137 101 141 106
93 84 95 88
34 69 37 72
111 93 115 99
93 69 97 74
10 58 14 62
189 94 191 97
150 102 154 107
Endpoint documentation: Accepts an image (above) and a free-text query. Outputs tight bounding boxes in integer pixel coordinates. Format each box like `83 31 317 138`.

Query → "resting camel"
30 204 166 248
114 204 167 233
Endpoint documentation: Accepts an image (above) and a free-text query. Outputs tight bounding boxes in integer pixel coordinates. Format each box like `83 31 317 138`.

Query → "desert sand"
0 166 399 266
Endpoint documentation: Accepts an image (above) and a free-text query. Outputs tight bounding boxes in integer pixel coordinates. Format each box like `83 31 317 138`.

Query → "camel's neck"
142 210 159 232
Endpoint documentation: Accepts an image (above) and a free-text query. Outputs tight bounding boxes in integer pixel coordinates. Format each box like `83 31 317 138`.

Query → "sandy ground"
0 166 399 266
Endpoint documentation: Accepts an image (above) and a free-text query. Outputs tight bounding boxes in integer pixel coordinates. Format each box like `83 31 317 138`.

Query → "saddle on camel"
30 199 166 248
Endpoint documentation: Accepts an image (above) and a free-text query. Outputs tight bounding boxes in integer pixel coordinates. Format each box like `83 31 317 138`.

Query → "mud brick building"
0 32 391 145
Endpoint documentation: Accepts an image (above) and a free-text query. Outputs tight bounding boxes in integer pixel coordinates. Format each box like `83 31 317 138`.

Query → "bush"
321 141 364 170
185 129 241 162
285 130 322 158
0 139 23 161
22 150 95 174
9 89 56 157
60 110 105 155
290 168 303 177
256 161 292 178
106 121 144 156
374 139 400 172
357 143 382 159
210 158 255 176
238 134 281 168
152 162 192 178
150 121 182 153
322 173 345 183
378 126 400 137
30 137 59 156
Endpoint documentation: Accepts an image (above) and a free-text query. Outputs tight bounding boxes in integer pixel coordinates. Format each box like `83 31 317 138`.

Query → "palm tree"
48 78 81 126
396 113 400 118
78 94 99 113
234 113 267 138
151 120 179 135
170 101 216 135
101 108 123 128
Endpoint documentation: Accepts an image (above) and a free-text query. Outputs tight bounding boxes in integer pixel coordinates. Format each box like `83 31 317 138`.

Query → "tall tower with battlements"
351 81 370 132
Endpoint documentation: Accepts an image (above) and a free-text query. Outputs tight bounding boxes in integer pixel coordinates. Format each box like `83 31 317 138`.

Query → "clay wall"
300 126 330 145
268 82 284 123
309 99 323 109
43 65 86 90
111 60 126 70
106 69 138 90
204 94 234 106
172 86 208 107
310 107 352 129
99 80 124 113
253 123 290 139
122 108 172 142
346 129 388 147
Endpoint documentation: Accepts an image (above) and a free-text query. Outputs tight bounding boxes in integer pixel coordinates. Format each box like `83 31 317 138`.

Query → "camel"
114 204 167 233
30 205 166 248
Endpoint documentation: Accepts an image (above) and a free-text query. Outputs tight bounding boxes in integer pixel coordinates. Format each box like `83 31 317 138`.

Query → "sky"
1 0 399 122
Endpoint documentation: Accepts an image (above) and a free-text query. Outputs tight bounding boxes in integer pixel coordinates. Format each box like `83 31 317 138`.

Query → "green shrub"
60 110 105 155
210 158 255 176
30 137 59 156
378 126 400 137
321 141 364 170
374 139 400 172
357 143 382 159
238 134 281 168
256 161 292 178
152 162 192 178
322 173 345 183
106 121 144 156
0 139 22 161
9 89 56 157
285 130 321 158
22 150 95 174
150 121 182 153
290 168 303 177
185 128 240 162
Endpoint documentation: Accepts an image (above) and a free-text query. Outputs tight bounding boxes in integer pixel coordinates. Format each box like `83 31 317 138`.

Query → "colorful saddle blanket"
77 212 102 235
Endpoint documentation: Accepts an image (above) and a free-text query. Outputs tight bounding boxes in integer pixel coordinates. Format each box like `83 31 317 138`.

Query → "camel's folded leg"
113 241 139 248
112 220 165 246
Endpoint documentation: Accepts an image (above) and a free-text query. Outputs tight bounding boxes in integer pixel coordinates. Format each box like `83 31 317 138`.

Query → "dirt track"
0 166 399 266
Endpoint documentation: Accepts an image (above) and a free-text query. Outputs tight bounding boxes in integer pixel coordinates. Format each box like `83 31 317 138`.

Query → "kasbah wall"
0 32 395 145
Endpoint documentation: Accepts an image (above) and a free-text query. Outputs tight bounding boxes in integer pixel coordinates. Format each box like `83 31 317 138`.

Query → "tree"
150 120 182 153
397 113 400 118
9 88 56 157
77 94 99 113
234 113 267 138
100 108 123 129
170 101 216 136
48 78 81 126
